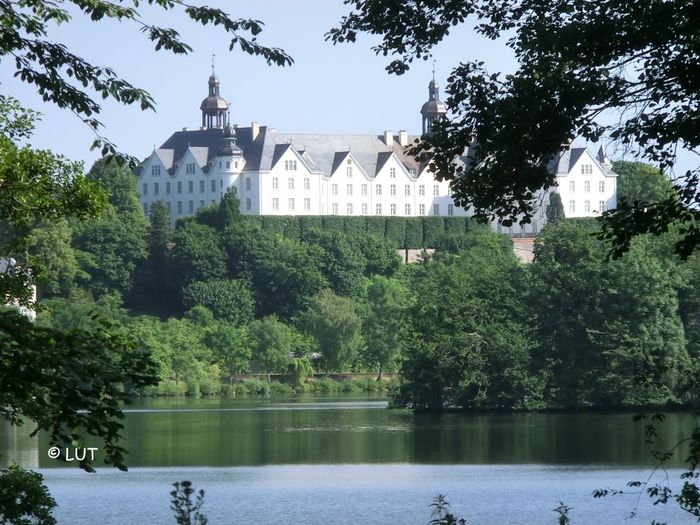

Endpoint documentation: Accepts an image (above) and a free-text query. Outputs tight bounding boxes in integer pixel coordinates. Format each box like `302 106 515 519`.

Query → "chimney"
251 122 260 141
383 130 393 146
398 130 408 147
182 127 189 132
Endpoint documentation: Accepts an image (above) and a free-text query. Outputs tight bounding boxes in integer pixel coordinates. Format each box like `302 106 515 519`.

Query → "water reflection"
1 395 695 469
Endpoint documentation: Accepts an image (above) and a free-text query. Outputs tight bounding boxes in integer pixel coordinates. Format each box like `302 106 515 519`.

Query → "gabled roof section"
568 148 587 172
188 147 209 168
375 152 393 175
331 151 350 175
271 143 292 169
153 149 174 169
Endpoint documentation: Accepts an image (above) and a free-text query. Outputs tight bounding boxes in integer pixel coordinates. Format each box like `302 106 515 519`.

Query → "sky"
1 0 696 176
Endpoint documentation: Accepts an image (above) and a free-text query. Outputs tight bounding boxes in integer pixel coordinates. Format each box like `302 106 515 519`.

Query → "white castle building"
137 72 617 233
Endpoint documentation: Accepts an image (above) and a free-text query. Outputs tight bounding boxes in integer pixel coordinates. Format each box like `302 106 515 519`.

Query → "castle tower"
200 66 229 129
420 71 447 137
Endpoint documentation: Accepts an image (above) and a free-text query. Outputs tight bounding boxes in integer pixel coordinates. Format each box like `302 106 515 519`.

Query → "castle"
137 72 617 233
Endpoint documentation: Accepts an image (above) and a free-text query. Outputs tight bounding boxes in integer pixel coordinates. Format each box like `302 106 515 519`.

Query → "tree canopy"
330 1 699 256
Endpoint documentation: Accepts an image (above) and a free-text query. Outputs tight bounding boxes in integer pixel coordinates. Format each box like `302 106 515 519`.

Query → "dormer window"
390 167 396 178
186 163 196 174
151 165 161 176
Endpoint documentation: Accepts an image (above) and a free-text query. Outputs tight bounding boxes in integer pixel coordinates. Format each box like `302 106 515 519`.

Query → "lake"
1 394 698 524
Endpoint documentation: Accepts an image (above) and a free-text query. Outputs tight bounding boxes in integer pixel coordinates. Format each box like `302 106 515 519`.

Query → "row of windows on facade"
142 179 223 196
570 200 607 213
580 164 593 175
150 160 240 177
568 180 607 193
271 177 449 197
270 199 454 216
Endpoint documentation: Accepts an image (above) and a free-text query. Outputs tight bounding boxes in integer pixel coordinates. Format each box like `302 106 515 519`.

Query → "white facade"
137 76 616 234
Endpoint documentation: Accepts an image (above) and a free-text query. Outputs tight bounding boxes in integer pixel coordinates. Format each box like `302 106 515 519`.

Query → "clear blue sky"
1 0 695 177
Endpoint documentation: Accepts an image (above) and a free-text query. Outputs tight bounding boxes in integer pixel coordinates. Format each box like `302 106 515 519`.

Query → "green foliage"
428 495 467 525
404 217 424 248
613 161 675 204
362 276 407 376
170 481 208 525
531 221 690 407
170 221 227 289
249 316 296 378
182 279 255 326
422 217 445 247
0 465 57 525
545 192 566 224
353 234 401 277
301 289 364 373
302 229 366 297
216 187 241 231
397 241 534 410
202 322 252 379
384 217 407 247
0 309 158 471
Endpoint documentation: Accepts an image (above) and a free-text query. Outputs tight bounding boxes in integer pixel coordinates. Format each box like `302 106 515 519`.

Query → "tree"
182 278 255 326
613 161 676 205
202 322 252 382
249 316 295 381
302 228 367 297
169 220 227 291
0 465 57 525
545 192 566 225
330 2 700 257
301 289 364 373
362 276 407 379
1 1 292 157
396 240 535 410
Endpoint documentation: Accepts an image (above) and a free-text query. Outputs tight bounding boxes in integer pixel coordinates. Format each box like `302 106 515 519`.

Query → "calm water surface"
1 394 697 524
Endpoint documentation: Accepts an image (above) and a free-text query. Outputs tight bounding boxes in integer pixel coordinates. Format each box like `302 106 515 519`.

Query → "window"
188 200 193 213
347 184 353 196
390 184 396 196
448 204 454 216
188 181 193 193
272 198 279 210
177 201 182 214
154 182 159 195
332 184 338 195
226 161 230 170
288 198 295 211
390 167 396 178
304 178 310 190
361 203 368 215
419 185 425 196
584 200 591 212
186 163 195 174
447 186 452 197
272 177 279 190
166 182 171 195
304 198 311 211
347 166 353 178
142 183 147 196
599 200 606 212
235 161 239 169
151 165 161 176
599 181 605 192
285 160 298 171
584 181 591 193
177 181 182 194
569 200 576 213
405 204 411 215
581 164 593 175
288 178 294 190
347 203 353 215
433 204 440 215
433 185 439 196
199 180 205 193
361 184 367 196
165 202 171 213
245 178 251 191
246 198 251 211
211 180 216 192
332 203 338 215
199 200 204 209
376 184 382 196
569 181 575 192
405 185 411 196
390 203 397 215
419 204 425 215
142 203 148 215
376 203 382 215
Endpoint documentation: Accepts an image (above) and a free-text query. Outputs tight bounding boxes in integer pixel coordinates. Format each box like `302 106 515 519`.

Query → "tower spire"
432 59 436 82
211 53 215 75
